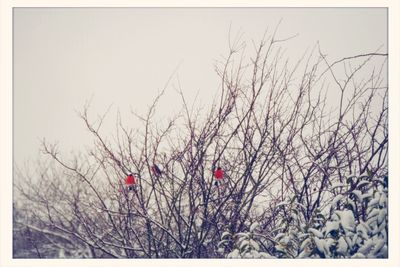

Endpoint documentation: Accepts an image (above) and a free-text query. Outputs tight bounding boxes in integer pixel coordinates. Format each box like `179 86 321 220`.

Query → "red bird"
214 167 224 180
125 174 136 190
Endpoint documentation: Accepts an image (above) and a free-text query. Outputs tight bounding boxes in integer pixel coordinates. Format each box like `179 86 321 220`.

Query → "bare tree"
13 27 387 258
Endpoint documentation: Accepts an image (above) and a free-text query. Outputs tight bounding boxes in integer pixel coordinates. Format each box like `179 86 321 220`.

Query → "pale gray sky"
13 7 387 164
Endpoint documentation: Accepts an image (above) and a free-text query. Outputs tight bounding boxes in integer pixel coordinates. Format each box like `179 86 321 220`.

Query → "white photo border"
1 1 398 267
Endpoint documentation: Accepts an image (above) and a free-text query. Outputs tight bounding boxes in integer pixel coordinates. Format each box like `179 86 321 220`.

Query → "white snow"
313 237 325 254
249 222 259 232
249 239 260 251
308 228 324 239
324 221 339 237
336 210 355 233
336 236 348 255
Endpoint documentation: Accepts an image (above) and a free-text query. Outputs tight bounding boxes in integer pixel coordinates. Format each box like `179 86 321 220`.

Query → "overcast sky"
13 7 387 165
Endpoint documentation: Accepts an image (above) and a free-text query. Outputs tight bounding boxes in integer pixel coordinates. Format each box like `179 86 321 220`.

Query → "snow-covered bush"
220 223 275 259
309 173 388 258
219 173 388 259
271 200 312 258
